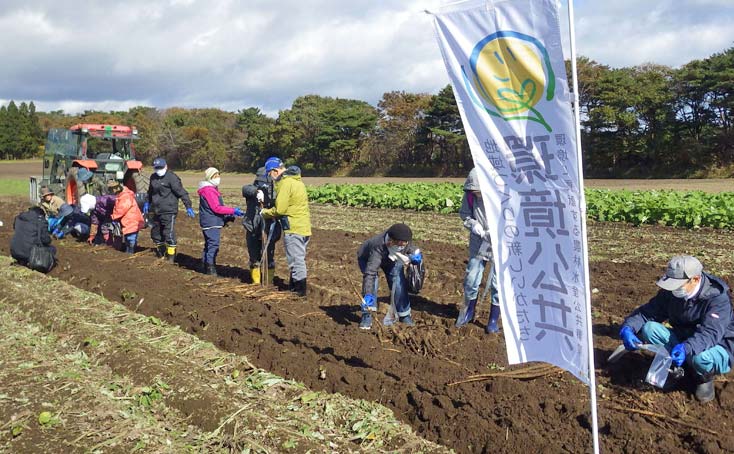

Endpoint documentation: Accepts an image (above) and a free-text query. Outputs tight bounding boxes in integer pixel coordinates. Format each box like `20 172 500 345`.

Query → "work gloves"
143 202 150 214
233 207 244 217
256 190 265 203
671 343 686 367
361 294 376 312
52 228 64 239
410 251 422 264
186 207 196 218
619 326 641 351
471 223 485 237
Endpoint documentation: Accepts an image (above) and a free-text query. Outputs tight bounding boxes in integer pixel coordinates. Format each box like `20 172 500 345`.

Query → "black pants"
151 213 177 246
246 219 281 268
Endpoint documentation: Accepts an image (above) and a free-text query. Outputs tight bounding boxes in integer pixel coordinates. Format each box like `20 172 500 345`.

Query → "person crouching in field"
619 255 733 403
241 166 281 284
11 206 56 271
455 168 501 333
85 191 119 248
197 168 244 277
356 223 423 330
109 180 145 254
261 157 311 297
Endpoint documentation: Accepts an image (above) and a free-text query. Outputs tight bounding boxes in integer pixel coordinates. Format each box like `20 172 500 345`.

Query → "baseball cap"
656 255 703 291
152 157 167 169
77 167 93 183
264 156 283 173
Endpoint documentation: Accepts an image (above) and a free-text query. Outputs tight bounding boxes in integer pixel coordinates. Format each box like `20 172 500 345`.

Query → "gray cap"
656 255 703 291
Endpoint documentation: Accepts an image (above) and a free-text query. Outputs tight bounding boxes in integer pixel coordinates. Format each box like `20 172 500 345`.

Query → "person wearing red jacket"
109 180 145 254
197 168 244 276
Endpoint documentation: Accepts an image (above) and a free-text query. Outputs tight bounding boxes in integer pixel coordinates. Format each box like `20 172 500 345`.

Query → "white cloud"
0 0 731 114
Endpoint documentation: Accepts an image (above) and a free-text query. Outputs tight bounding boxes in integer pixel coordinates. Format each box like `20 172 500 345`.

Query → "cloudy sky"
1 0 732 116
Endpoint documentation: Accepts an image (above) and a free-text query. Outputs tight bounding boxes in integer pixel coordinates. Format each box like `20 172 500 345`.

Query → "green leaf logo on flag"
462 31 555 132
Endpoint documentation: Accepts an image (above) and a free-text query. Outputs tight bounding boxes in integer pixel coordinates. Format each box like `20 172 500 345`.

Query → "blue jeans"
463 257 499 307
359 257 410 317
202 228 221 264
640 321 731 376
124 232 137 253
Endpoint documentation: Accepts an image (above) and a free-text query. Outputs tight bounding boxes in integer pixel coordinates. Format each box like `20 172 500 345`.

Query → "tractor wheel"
65 167 88 205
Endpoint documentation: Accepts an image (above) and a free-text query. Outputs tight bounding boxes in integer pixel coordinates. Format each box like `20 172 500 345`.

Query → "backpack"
406 260 426 294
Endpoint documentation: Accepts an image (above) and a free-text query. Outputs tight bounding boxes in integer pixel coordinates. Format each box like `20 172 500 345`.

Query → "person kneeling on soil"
197 167 244 276
241 166 281 284
356 223 423 330
11 206 56 270
261 157 311 297
109 180 145 254
619 255 733 403
48 203 91 240
38 186 65 218
455 168 501 333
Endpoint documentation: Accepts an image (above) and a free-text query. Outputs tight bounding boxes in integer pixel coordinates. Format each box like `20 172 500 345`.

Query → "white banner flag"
432 0 590 383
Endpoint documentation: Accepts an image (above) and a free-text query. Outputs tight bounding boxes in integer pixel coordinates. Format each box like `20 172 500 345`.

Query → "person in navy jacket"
619 255 733 402
197 167 243 276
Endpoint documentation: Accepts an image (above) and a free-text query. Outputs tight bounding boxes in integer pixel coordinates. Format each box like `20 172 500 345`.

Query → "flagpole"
566 0 600 453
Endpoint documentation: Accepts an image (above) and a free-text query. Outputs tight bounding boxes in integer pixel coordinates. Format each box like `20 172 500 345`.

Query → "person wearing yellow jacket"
261 157 312 297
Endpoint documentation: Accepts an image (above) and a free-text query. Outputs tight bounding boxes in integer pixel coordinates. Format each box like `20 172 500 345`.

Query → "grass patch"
0 178 28 196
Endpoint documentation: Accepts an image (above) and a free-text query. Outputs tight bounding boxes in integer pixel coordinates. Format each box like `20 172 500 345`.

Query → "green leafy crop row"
307 183 734 229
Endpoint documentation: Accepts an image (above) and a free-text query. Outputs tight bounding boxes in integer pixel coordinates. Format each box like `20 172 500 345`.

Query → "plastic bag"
642 344 673 388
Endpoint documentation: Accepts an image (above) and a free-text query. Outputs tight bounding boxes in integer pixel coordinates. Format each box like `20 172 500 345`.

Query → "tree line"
2 46 732 177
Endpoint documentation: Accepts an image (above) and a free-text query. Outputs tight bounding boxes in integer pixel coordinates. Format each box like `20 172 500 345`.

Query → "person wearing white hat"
619 255 734 402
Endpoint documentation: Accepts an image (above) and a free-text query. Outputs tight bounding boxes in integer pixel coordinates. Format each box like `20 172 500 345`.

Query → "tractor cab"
31 124 148 207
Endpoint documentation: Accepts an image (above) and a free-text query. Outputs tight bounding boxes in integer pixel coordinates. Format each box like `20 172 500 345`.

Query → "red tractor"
30 124 148 207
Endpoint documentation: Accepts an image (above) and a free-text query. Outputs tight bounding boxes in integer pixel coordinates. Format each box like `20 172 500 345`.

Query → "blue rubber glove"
410 251 423 264
143 202 150 214
671 343 686 367
619 326 641 351
186 207 196 218
233 207 244 217
53 228 64 239
361 294 376 312
48 218 59 231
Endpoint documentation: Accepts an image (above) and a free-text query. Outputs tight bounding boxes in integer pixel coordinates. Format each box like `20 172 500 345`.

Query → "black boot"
155 245 166 258
207 264 218 277
292 279 307 297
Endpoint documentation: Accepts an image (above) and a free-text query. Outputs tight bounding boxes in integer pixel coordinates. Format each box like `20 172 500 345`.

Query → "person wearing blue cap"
261 156 312 297
144 157 195 262
619 255 734 403
241 165 281 284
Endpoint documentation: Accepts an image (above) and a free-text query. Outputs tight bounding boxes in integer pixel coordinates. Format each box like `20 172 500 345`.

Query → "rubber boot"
165 246 176 263
695 371 716 403
485 304 501 334
207 263 218 277
292 279 307 297
455 299 478 327
125 242 136 254
266 267 275 285
251 267 261 284
155 244 166 258
359 312 373 330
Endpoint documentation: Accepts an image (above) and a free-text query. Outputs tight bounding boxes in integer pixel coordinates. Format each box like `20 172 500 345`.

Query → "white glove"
471 223 485 237
256 190 264 203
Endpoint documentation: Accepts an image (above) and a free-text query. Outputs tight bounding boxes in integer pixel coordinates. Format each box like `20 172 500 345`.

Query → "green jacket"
262 167 311 237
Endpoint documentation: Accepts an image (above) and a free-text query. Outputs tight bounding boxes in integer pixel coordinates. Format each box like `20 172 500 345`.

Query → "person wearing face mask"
619 255 733 403
261 157 311 297
196 167 244 276
356 223 423 330
144 157 195 263
455 168 501 333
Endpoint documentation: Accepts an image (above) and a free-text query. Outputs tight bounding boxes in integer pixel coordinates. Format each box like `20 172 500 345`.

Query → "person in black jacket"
143 157 195 262
241 166 281 284
356 223 423 330
11 206 56 269
619 255 734 402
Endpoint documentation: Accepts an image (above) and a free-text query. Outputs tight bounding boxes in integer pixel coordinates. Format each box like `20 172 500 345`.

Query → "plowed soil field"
2 195 734 453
